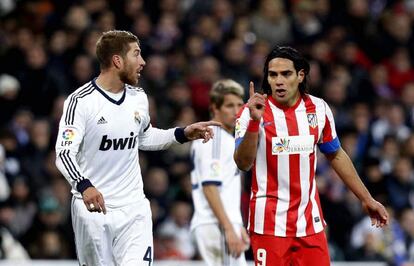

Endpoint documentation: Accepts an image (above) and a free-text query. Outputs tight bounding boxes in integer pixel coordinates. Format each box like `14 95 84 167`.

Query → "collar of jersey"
92 78 126 105
267 93 302 111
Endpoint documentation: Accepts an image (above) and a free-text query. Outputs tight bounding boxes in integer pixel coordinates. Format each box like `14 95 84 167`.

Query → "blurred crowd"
0 0 414 264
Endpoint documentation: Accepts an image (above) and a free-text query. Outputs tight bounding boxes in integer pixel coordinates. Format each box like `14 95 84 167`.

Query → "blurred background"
0 0 414 265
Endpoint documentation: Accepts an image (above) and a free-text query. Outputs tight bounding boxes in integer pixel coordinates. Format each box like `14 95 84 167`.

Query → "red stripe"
262 101 278 235
284 106 301 236
322 113 333 143
303 95 318 235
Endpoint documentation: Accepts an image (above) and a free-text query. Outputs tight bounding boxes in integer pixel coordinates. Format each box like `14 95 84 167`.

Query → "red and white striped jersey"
235 94 340 237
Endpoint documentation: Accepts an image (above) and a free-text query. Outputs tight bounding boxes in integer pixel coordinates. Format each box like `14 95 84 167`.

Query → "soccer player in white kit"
190 79 250 266
55 30 220 266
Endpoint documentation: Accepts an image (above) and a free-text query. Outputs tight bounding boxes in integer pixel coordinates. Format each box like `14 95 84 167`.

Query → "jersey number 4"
143 246 152 266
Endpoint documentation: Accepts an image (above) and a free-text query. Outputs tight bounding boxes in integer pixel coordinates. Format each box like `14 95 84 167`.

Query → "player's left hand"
362 198 389 228
184 121 222 143
241 227 250 251
82 187 107 215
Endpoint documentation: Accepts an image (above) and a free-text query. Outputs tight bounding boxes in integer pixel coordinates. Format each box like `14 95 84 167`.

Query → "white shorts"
71 197 153 266
193 223 247 266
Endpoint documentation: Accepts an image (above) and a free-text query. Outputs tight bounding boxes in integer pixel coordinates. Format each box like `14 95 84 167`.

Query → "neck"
287 92 301 107
95 70 125 93
213 118 233 135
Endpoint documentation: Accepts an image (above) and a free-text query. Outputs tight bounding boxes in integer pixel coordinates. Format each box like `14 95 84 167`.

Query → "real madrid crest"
134 111 141 124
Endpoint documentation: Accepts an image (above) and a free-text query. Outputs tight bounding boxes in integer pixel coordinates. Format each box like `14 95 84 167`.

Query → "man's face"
213 93 244 132
119 42 146 86
267 58 304 107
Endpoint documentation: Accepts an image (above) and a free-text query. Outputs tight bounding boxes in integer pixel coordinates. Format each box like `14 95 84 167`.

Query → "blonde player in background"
55 30 220 266
190 79 250 266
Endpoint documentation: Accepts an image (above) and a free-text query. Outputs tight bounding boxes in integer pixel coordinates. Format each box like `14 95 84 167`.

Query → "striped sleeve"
318 100 340 154
55 84 94 193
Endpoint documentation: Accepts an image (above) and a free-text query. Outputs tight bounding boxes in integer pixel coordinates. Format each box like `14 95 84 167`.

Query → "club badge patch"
134 111 141 124
307 113 317 128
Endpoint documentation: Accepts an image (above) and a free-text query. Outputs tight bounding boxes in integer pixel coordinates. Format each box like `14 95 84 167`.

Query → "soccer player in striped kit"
234 46 389 266
190 79 250 266
55 30 220 266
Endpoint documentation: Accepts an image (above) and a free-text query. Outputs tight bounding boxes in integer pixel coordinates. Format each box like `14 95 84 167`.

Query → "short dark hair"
261 46 310 95
96 30 139 69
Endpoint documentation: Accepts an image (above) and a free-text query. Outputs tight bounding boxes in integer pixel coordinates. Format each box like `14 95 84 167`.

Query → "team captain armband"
246 119 260 132
318 137 341 154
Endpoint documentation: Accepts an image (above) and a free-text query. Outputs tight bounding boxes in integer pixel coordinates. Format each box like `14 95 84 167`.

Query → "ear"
112 55 123 69
298 69 305 83
210 103 219 116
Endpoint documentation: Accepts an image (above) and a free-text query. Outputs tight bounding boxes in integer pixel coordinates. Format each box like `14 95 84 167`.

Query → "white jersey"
190 126 243 231
55 79 179 208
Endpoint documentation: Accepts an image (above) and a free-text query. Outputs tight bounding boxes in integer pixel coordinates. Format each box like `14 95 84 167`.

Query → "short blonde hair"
209 79 244 108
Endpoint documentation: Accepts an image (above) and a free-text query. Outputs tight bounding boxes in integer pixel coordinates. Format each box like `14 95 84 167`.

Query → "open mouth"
275 89 286 97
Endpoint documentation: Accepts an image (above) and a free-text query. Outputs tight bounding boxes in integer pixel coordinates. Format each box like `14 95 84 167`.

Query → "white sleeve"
55 95 92 193
137 93 184 150
193 129 223 185
138 124 178 151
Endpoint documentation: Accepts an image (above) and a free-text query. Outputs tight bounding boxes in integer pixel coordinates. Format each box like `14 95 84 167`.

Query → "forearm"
327 148 372 202
234 131 259 171
139 127 177 150
203 185 234 231
55 149 93 193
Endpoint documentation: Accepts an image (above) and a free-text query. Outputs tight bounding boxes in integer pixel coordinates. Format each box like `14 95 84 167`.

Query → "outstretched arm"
139 121 222 150
325 148 388 227
183 121 222 143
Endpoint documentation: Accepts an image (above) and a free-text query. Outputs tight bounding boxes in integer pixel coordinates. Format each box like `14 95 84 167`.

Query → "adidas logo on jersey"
99 132 138 151
97 117 107 124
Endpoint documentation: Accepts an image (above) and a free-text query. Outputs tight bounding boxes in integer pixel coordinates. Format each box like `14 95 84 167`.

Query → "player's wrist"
247 119 260 132
77 179 94 194
174 127 190 143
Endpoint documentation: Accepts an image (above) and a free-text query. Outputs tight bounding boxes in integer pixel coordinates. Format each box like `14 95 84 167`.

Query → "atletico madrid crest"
307 113 317 128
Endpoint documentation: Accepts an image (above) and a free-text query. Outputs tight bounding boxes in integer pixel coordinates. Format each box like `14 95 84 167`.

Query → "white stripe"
295 101 311 237
310 176 323 232
325 101 337 138
272 104 289 237
254 120 267 234
309 95 327 143
309 96 325 232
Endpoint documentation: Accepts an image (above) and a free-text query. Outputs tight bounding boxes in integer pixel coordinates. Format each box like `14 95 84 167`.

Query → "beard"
119 64 138 86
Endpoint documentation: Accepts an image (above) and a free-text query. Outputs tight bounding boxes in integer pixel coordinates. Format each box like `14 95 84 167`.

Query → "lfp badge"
61 129 75 146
